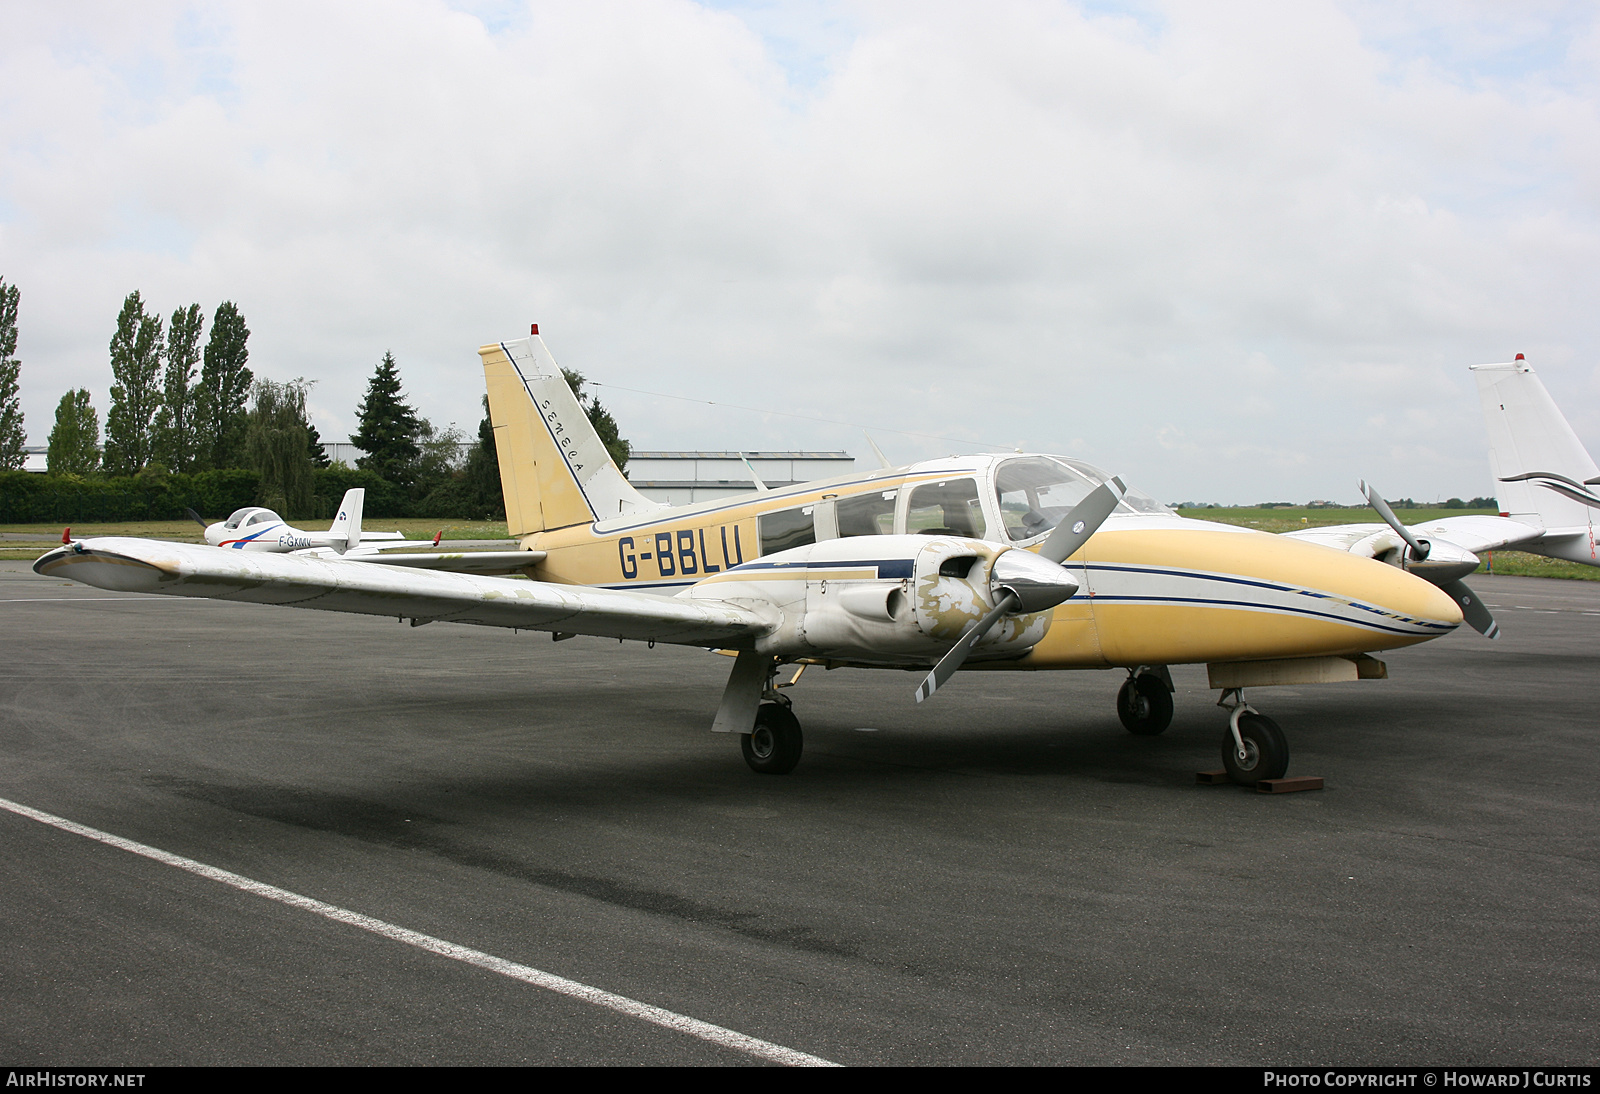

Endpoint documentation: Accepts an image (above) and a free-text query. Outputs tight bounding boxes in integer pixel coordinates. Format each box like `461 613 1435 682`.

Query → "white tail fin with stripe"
1472 357 1600 533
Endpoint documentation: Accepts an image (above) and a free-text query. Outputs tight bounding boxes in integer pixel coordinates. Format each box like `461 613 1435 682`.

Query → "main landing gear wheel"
1221 712 1290 785
742 703 803 775
1117 673 1174 735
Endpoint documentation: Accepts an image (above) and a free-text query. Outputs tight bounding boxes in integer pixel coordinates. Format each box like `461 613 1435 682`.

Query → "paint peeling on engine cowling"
911 538 1049 655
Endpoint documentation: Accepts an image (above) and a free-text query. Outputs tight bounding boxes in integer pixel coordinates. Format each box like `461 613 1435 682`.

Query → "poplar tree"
154 303 204 472
103 291 164 474
352 351 422 488
0 278 24 470
47 389 100 474
195 301 252 469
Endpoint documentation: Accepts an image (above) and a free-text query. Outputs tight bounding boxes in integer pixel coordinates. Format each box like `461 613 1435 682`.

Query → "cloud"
2 0 1597 503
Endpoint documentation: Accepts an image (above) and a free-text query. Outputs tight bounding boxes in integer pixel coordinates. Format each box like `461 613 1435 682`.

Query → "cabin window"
905 479 984 538
759 506 816 556
836 491 897 537
244 510 281 527
994 458 1096 541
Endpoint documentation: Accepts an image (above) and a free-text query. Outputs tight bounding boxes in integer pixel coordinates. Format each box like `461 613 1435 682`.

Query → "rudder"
480 334 662 537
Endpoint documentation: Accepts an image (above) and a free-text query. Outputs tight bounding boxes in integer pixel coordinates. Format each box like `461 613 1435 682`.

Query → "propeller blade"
1038 477 1126 565
917 474 1127 702
183 507 208 530
915 591 1019 703
1442 578 1500 639
1359 480 1430 561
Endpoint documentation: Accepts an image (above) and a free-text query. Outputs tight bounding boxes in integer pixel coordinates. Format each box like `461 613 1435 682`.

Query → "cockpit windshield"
222 508 282 530
1052 458 1172 515
994 456 1170 541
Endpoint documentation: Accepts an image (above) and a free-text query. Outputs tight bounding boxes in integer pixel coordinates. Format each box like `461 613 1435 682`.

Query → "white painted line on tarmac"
0 796 841 1068
0 597 214 603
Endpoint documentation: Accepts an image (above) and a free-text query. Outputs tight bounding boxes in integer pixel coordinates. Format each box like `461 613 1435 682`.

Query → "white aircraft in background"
1287 353 1599 638
197 488 409 553
36 329 1467 785
191 488 540 575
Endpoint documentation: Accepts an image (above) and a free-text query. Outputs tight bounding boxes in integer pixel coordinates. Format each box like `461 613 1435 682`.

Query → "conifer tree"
352 351 422 488
194 301 252 469
103 291 164 474
47 389 100 474
462 395 504 518
0 278 24 470
154 303 204 472
561 368 630 471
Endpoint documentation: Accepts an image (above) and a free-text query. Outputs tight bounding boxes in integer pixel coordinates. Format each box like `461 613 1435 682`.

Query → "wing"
34 538 770 647
1284 516 1543 558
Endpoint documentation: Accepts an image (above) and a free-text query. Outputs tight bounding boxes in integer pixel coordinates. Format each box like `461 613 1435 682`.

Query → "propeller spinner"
1360 480 1498 639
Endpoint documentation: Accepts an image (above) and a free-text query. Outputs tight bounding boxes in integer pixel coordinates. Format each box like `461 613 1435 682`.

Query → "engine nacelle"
683 534 1064 666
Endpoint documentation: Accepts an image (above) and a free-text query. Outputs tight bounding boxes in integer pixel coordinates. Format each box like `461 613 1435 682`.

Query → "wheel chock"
1256 776 1324 793
1195 770 1325 792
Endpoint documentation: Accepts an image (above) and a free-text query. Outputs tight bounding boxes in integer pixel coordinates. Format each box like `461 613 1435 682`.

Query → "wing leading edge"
34 538 770 647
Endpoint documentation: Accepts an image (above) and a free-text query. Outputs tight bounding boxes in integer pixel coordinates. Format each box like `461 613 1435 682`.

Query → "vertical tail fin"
1472 357 1600 530
326 488 365 553
479 334 663 537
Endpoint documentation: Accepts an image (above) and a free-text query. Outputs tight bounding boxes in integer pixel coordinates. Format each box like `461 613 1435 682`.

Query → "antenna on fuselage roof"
740 455 770 493
864 432 892 470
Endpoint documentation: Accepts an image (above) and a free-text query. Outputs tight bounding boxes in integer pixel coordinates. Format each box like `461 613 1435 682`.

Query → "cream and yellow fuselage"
481 335 1461 675
508 465 1460 672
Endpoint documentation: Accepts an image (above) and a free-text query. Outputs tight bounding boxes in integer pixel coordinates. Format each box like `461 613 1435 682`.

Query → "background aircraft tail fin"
480 333 662 537
326 488 365 552
1471 356 1600 531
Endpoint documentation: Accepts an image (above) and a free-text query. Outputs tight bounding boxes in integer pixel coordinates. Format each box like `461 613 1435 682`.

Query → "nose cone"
1083 526 1464 668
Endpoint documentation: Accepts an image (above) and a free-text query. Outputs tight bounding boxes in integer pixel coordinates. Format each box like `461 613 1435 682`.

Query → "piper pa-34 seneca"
37 329 1466 784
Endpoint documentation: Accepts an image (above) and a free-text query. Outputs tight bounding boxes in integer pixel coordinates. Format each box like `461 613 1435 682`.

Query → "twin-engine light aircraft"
37 330 1464 784
1287 353 1599 636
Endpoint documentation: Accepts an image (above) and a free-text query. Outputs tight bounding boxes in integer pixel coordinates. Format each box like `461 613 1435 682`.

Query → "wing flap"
35 538 768 647
351 550 548 575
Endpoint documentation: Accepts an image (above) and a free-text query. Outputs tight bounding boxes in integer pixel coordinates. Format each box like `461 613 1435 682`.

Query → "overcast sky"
3 0 1597 504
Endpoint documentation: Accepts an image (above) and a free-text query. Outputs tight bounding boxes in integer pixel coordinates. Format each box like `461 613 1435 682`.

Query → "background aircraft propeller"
183 507 209 530
916 477 1126 702
1360 479 1499 639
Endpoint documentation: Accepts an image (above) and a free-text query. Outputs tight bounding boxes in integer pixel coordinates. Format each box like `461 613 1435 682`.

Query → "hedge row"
0 468 422 524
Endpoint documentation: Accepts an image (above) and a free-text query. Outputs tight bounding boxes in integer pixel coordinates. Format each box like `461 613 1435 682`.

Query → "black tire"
1117 674 1174 735
1220 713 1290 784
741 704 803 775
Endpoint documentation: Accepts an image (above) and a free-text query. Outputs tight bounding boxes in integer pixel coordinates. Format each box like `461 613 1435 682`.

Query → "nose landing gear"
1217 688 1290 784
